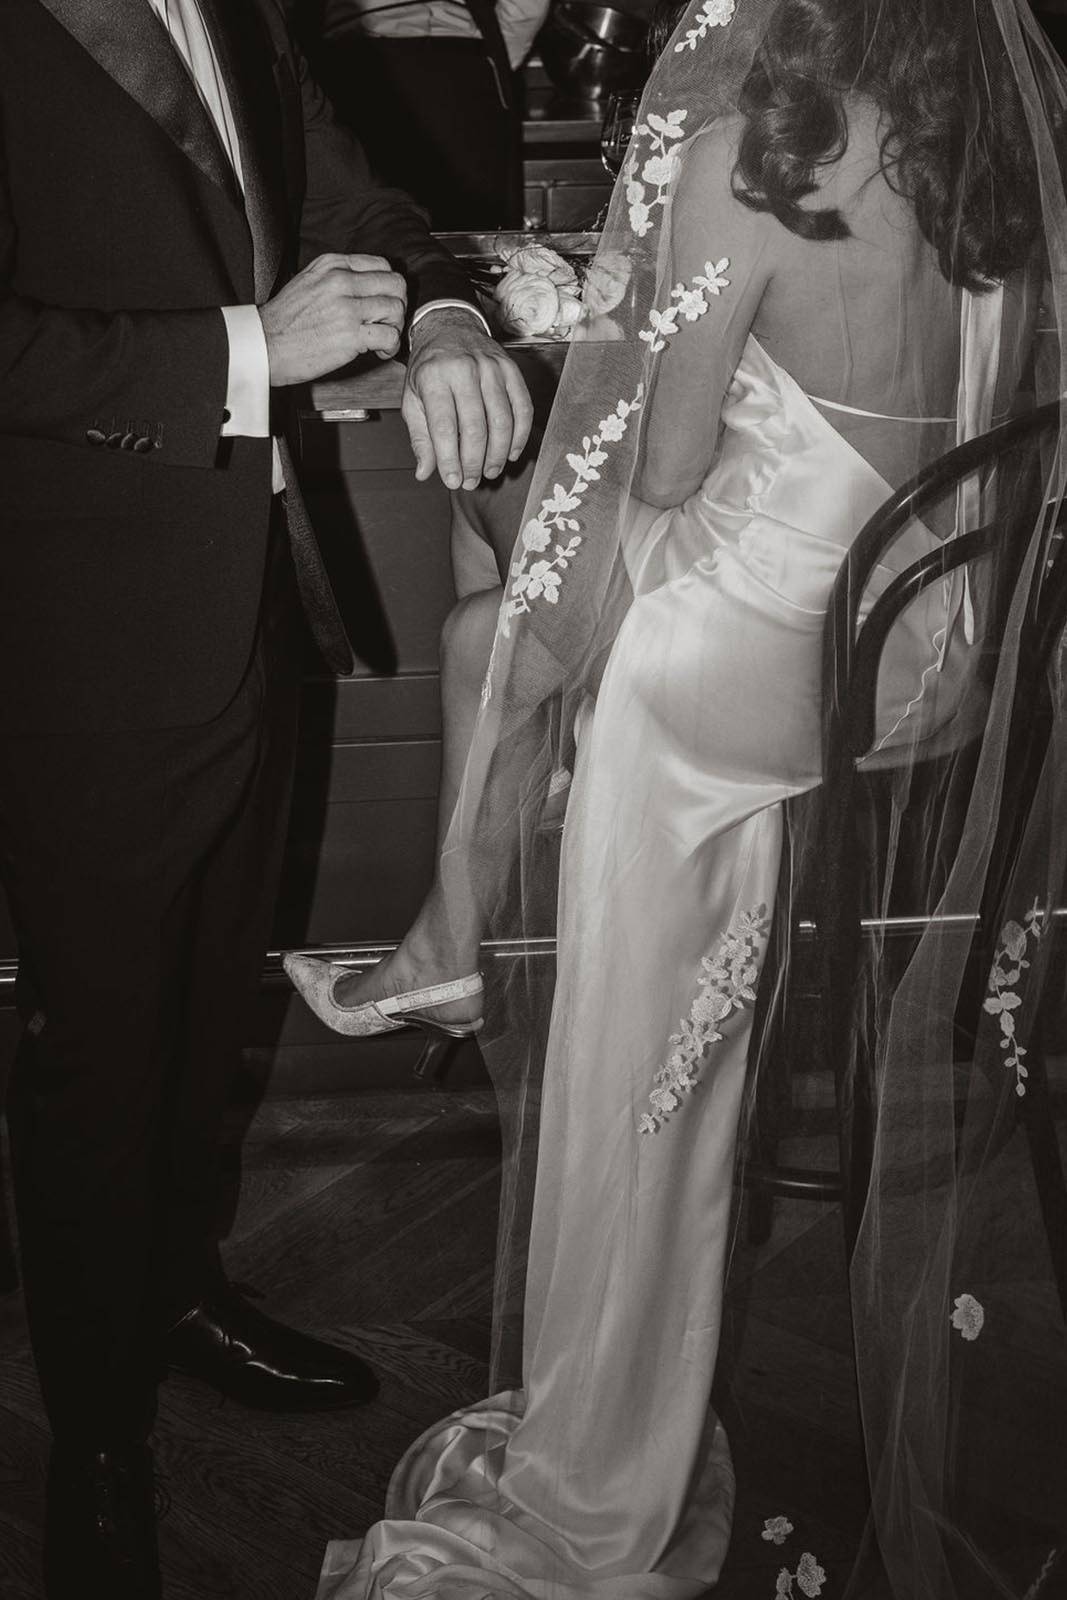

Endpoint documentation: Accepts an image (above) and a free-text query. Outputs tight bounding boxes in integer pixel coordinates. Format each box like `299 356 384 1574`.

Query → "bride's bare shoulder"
684 111 746 172
676 114 765 221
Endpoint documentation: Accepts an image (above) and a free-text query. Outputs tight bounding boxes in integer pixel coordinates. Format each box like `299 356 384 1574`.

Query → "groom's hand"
259 253 407 384
402 310 534 490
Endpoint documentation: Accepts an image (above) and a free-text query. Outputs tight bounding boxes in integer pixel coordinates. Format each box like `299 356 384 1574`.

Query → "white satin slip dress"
315 291 1001 1600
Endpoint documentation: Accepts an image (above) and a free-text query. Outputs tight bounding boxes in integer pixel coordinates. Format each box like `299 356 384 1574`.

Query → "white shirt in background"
332 0 550 71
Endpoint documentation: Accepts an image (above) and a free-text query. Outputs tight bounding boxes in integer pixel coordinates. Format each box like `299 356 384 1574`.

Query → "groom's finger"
453 372 491 489
403 382 455 484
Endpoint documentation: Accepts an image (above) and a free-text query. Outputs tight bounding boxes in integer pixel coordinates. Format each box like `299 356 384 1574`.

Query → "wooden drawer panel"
273 790 440 947
298 673 442 743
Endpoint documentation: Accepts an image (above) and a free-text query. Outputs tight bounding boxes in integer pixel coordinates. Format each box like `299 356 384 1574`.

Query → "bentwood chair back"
745 400 1067 1321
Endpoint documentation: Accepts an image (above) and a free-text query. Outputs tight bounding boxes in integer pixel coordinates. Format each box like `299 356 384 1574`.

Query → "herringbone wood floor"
0 1073 867 1600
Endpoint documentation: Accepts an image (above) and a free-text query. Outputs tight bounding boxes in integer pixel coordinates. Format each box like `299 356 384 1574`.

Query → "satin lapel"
197 0 289 303
35 0 241 204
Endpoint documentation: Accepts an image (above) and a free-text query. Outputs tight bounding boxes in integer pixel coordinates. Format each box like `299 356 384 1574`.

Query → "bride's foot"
330 942 483 1029
283 937 483 1038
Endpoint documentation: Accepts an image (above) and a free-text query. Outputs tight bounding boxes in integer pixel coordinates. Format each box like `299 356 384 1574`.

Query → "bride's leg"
332 585 501 1018
301 460 540 1027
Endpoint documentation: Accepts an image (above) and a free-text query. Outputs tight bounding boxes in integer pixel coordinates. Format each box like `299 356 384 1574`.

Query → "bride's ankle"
395 896 481 983
331 938 483 1020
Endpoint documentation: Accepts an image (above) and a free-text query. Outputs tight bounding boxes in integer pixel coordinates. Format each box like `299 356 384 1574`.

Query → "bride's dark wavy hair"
655 0 1051 290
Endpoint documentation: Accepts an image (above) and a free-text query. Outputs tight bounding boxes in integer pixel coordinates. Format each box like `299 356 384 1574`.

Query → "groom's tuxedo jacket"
0 0 478 736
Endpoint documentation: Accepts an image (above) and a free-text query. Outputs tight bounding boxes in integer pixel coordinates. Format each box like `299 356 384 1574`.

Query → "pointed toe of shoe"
283 952 322 985
283 954 395 1036
283 953 345 1026
165 1294 379 1411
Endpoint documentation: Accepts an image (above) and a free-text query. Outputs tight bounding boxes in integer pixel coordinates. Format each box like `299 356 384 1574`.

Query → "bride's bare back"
642 98 1038 505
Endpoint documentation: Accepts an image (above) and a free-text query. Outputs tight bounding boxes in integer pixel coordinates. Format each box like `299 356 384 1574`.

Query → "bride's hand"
402 310 534 491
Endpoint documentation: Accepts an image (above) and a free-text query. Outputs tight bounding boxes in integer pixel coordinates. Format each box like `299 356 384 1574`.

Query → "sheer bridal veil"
431 1 1067 1596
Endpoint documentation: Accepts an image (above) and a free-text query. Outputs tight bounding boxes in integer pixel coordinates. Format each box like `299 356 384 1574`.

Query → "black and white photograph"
1 1 1066 1597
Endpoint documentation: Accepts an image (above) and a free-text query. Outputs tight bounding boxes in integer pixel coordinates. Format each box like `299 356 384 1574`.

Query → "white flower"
650 1084 680 1115
950 1293 985 1342
796 1553 827 1597
543 482 581 516
525 562 563 603
983 990 1022 1017
641 151 680 189
582 253 632 317
645 109 688 140
762 1516 794 1546
629 201 652 236
776 1573 793 1599
691 990 731 1025
672 286 709 322
696 257 732 295
598 412 627 442
675 0 736 50
639 306 680 352
498 243 578 287
521 518 552 553
496 269 561 337
555 289 584 329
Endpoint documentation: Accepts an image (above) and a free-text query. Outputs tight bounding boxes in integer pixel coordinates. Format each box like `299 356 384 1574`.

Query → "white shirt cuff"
220 304 271 437
409 299 493 342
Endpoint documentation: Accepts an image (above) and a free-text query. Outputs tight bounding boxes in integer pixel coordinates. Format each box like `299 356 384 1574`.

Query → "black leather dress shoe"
164 1284 378 1410
45 1442 161 1600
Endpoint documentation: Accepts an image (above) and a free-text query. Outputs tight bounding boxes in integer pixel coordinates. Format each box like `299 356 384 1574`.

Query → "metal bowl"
537 2 650 102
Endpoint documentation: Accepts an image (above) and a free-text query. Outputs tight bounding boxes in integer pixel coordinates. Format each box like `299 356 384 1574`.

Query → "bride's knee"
439 588 502 689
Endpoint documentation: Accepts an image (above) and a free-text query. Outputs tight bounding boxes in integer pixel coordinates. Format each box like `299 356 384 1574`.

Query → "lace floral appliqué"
625 110 687 237
983 898 1045 1097
500 262 731 641
639 903 768 1134
762 1517 794 1546
675 0 737 53
776 1553 827 1598
639 260 731 351
950 1292 985 1342
502 392 643 639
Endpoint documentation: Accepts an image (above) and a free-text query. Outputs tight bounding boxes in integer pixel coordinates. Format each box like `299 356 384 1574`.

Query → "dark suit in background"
296 0 533 228
0 0 480 1453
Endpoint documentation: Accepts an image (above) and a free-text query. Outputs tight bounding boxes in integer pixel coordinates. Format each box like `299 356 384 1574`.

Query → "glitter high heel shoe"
283 956 484 1081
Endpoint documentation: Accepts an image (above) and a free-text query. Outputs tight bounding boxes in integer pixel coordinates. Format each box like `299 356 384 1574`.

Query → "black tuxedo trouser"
0 500 304 1445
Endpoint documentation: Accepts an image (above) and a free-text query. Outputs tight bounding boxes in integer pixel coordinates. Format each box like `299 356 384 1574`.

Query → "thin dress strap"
809 287 1004 431
806 395 957 424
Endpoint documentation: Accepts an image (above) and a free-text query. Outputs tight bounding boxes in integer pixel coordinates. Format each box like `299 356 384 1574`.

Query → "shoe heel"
412 1031 463 1088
